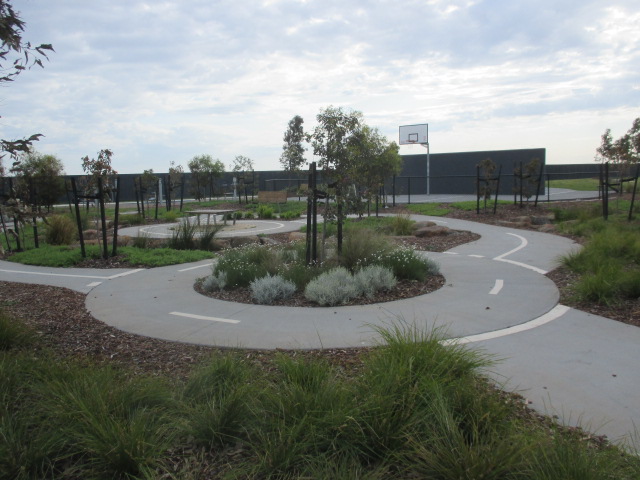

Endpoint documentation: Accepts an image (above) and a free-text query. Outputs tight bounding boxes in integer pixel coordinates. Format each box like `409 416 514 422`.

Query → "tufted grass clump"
250 274 296 304
44 215 76 246
0 309 35 351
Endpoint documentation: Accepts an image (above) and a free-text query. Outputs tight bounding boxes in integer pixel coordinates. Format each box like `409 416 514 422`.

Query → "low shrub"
280 211 300 220
250 274 296 304
257 205 274 219
304 267 360 306
117 213 144 227
203 272 228 292
213 245 275 288
159 210 180 222
379 248 439 281
45 215 76 245
244 211 255 219
354 265 397 298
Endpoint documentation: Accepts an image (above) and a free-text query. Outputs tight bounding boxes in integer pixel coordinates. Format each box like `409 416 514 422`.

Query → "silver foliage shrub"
250 274 296 304
354 265 397 298
304 267 360 306
203 271 227 292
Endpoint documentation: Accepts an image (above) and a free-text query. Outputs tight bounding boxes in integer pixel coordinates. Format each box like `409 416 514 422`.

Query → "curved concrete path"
1 215 639 446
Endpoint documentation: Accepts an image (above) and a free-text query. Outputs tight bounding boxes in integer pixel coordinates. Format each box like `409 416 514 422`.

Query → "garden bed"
195 274 446 307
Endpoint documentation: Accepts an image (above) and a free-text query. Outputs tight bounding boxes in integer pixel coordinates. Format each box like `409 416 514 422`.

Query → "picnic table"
187 209 237 226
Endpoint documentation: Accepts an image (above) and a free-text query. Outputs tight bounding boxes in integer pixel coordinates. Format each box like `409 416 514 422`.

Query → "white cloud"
1 0 638 174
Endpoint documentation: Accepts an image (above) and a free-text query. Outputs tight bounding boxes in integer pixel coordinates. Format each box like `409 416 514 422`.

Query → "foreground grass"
1 310 638 479
560 218 640 304
7 244 213 268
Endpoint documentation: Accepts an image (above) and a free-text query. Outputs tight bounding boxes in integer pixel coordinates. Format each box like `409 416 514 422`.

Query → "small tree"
348 126 402 212
188 154 224 201
309 106 363 253
81 149 117 200
139 169 158 203
231 155 254 201
11 150 65 212
167 161 183 209
279 115 306 172
596 118 640 179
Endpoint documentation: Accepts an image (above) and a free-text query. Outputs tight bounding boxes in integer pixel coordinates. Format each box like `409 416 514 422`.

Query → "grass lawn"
548 177 600 191
6 244 214 268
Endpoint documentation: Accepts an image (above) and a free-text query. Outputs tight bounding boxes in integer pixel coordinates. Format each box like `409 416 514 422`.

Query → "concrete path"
1 213 638 447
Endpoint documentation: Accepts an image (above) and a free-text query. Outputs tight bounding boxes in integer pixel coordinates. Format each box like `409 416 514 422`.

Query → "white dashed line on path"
489 279 504 295
170 311 240 324
178 263 214 272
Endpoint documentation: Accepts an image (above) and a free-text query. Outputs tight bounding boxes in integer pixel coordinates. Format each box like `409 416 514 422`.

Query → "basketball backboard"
399 123 428 145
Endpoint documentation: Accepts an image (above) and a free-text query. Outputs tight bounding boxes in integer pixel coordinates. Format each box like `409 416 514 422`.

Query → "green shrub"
45 215 76 245
159 210 179 222
244 211 255 219
380 248 439 281
282 263 324 290
117 212 144 227
280 210 300 220
213 245 275 288
250 274 297 304
257 205 274 219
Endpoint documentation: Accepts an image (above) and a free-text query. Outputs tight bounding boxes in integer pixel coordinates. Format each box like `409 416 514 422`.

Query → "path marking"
489 279 504 295
87 281 102 287
178 263 214 272
106 269 144 279
0 267 143 281
442 304 570 346
170 311 240 324
469 254 484 258
493 233 547 274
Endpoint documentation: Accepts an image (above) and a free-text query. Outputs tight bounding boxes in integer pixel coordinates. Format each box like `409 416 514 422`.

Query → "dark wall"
392 148 546 195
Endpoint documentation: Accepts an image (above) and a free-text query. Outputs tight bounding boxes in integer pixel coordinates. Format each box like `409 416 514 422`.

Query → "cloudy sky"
2 0 639 175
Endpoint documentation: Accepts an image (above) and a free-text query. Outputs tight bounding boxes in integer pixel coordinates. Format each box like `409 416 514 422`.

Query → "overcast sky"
3 0 639 175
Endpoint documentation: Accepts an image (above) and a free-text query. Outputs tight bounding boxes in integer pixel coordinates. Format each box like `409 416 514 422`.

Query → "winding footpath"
1 215 639 447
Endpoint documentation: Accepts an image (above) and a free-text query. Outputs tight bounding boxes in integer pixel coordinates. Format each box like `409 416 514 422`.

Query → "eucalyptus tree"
280 115 306 172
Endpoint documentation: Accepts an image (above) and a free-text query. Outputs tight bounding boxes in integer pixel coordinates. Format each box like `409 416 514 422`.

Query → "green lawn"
7 244 214 268
548 177 600 191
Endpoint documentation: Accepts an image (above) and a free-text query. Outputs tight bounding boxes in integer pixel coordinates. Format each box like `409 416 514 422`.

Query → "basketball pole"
423 142 430 195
